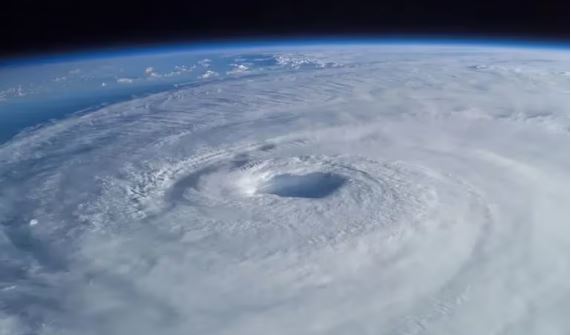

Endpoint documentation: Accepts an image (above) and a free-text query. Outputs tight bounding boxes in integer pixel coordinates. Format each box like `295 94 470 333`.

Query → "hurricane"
0 43 568 335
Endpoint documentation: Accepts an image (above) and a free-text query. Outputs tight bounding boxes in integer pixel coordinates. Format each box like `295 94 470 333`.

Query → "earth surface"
0 41 569 335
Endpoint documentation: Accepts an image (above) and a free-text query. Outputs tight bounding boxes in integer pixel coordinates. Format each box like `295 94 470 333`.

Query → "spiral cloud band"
0 45 568 334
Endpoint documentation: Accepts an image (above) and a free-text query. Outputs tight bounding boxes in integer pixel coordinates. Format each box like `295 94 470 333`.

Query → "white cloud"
226 63 249 75
116 77 134 84
144 67 161 78
0 85 26 101
274 53 341 69
198 58 211 68
201 70 219 79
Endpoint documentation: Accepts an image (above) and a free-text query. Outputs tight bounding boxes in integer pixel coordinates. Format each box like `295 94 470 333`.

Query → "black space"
1 0 569 57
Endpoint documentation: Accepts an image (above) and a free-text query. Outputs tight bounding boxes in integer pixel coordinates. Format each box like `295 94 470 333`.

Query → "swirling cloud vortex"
0 45 568 335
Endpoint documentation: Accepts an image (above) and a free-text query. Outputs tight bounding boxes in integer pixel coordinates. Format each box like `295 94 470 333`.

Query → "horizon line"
1 35 568 67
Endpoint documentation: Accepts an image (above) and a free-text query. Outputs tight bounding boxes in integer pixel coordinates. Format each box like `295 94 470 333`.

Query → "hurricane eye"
258 172 346 198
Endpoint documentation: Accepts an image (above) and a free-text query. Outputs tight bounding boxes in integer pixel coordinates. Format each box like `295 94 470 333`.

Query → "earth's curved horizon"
0 40 568 335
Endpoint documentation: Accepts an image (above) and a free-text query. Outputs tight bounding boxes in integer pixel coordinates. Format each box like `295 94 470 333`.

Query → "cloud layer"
0 45 568 335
